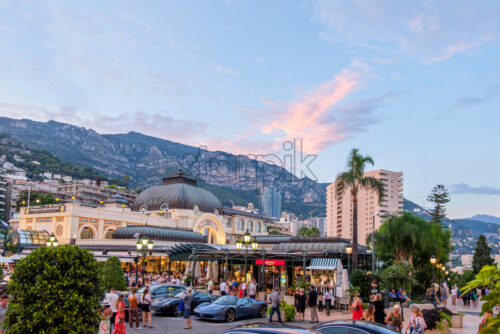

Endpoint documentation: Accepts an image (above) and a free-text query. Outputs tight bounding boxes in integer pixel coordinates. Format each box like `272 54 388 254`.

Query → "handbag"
178 299 184 312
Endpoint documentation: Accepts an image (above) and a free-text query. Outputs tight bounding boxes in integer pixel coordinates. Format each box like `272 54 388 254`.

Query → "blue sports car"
193 296 268 322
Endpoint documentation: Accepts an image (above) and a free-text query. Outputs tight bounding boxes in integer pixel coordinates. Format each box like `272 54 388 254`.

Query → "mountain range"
0 117 326 218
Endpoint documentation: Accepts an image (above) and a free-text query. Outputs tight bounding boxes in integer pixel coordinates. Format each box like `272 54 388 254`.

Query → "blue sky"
0 0 499 218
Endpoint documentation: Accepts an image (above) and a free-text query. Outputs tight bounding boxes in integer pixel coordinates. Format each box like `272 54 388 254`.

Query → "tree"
268 229 280 235
462 263 500 333
4 245 104 333
124 174 130 189
297 226 320 237
380 261 420 294
101 256 128 291
335 148 384 269
473 235 494 274
426 185 450 224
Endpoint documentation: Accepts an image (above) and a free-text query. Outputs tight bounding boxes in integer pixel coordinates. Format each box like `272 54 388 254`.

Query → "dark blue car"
151 291 218 316
194 296 268 322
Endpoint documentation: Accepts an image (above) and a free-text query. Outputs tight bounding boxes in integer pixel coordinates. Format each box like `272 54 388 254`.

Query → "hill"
466 214 500 225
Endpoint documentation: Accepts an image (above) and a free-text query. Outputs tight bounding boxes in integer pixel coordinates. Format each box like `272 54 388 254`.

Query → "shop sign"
255 259 285 266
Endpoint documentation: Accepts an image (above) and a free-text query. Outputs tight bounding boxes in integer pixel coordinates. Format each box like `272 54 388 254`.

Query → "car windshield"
214 296 237 305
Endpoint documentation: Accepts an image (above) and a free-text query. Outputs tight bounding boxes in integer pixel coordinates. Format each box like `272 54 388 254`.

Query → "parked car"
313 320 399 333
193 295 267 322
136 284 186 303
151 291 218 316
223 323 319 334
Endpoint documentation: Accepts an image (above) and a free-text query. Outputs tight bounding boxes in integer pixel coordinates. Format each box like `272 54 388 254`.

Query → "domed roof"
132 169 222 213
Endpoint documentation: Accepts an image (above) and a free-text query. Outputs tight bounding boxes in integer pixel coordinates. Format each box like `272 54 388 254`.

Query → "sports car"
193 296 268 322
151 291 218 316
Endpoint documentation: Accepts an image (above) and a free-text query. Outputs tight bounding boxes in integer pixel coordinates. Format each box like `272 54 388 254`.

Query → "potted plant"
450 313 464 328
421 308 452 334
267 301 296 322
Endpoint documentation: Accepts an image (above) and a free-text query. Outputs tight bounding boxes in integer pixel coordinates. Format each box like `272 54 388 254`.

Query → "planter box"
284 295 294 305
425 322 449 334
450 314 463 328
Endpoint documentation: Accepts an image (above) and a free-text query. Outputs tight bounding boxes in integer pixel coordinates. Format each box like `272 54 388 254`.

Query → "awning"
307 258 340 270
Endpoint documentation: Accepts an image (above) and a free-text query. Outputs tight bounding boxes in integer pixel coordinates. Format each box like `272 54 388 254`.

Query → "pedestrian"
404 306 426 334
363 304 375 322
0 295 9 334
385 304 402 332
297 288 306 322
325 287 332 316
108 287 118 334
99 303 112 334
207 279 214 295
451 285 458 306
226 280 231 295
141 285 153 328
239 280 247 298
373 293 386 325
248 279 257 299
220 280 227 296
268 287 282 323
317 290 323 312
308 285 319 323
127 289 140 329
182 287 194 329
112 294 126 334
352 293 363 320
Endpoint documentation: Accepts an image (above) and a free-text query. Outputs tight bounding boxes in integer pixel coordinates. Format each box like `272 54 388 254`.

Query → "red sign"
255 259 285 266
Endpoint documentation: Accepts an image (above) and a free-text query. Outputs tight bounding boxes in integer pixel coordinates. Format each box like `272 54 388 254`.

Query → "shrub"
422 307 452 330
4 245 104 333
266 302 296 322
101 256 127 291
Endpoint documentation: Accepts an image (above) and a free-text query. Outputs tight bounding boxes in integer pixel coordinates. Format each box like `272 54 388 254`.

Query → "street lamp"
46 233 58 247
136 236 154 286
371 211 381 273
225 248 230 281
346 244 353 275
430 255 437 307
236 230 257 283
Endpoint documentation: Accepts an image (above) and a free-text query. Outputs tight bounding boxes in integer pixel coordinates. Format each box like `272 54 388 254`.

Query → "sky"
0 0 499 218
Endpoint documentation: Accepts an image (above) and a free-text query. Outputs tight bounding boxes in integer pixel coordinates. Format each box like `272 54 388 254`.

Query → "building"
0 177 8 220
17 170 271 247
326 169 403 245
461 254 473 268
260 186 282 218
310 217 326 237
55 181 137 206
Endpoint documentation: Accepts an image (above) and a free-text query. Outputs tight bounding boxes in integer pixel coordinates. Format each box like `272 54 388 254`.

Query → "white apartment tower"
326 169 403 245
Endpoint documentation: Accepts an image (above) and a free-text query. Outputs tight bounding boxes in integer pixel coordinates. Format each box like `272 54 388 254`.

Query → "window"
139 205 147 212
80 227 93 239
256 222 261 233
160 203 169 211
104 229 114 239
237 219 243 231
316 326 372 334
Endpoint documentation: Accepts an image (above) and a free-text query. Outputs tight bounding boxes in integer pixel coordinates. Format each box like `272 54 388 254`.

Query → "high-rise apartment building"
0 177 9 221
260 186 282 218
326 169 403 245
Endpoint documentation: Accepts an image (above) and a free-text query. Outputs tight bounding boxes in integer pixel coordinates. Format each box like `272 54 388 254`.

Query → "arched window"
160 203 169 211
80 227 93 239
248 220 253 233
237 219 243 231
104 229 114 239
256 222 261 233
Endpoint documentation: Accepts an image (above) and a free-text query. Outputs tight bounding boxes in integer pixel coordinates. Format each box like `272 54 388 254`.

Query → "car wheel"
258 305 266 318
174 309 183 317
225 309 236 322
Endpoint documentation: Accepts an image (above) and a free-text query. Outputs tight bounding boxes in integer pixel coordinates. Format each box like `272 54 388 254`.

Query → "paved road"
126 314 290 334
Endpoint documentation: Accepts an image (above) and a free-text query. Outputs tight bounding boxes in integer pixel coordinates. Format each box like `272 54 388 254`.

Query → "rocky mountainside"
0 117 327 217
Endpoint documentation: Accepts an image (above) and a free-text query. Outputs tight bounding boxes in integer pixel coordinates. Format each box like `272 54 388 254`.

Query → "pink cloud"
428 41 479 62
259 69 363 154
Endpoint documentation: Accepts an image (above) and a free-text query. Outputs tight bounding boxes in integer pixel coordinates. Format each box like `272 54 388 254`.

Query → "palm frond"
335 172 355 200
360 176 384 203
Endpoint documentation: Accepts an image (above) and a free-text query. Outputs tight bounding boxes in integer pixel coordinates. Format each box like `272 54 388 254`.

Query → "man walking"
220 280 227 296
182 287 194 329
268 287 282 323
128 289 140 329
308 285 319 323
108 287 118 334
248 279 257 299
207 279 214 295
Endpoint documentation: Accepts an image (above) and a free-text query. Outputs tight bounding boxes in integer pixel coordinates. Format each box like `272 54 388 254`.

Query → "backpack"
411 317 424 334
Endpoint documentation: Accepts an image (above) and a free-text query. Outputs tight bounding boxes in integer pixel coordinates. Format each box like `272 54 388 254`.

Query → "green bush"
4 245 104 333
266 302 296 321
101 256 127 291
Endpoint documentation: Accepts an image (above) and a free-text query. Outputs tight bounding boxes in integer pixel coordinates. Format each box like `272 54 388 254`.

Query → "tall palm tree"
335 148 384 269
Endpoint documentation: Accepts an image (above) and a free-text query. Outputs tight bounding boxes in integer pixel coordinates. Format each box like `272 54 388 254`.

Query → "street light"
46 233 58 247
260 249 267 292
372 211 381 273
346 244 353 275
136 235 154 286
236 230 257 283
430 255 437 308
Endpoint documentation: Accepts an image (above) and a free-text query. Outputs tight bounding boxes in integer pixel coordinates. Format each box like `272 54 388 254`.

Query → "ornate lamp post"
224 248 230 281
46 233 58 247
346 244 353 275
235 230 257 283
430 255 437 307
136 236 154 286
302 249 308 277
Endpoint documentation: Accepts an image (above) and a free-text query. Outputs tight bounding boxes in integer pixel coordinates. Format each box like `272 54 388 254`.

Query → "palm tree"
335 148 384 269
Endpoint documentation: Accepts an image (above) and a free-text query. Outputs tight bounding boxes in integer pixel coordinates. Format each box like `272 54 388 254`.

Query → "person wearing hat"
385 304 402 331
99 302 112 334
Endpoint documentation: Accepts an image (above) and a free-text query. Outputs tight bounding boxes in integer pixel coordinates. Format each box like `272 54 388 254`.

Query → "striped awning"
306 258 341 270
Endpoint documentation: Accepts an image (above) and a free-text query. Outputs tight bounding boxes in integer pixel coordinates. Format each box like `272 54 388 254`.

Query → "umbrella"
212 261 219 281
195 262 202 279
0 256 12 263
338 269 349 298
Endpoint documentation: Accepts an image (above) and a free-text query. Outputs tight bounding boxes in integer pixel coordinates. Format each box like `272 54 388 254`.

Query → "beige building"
17 170 271 248
326 169 403 245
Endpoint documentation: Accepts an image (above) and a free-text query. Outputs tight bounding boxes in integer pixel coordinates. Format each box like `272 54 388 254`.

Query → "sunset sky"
0 1 499 218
